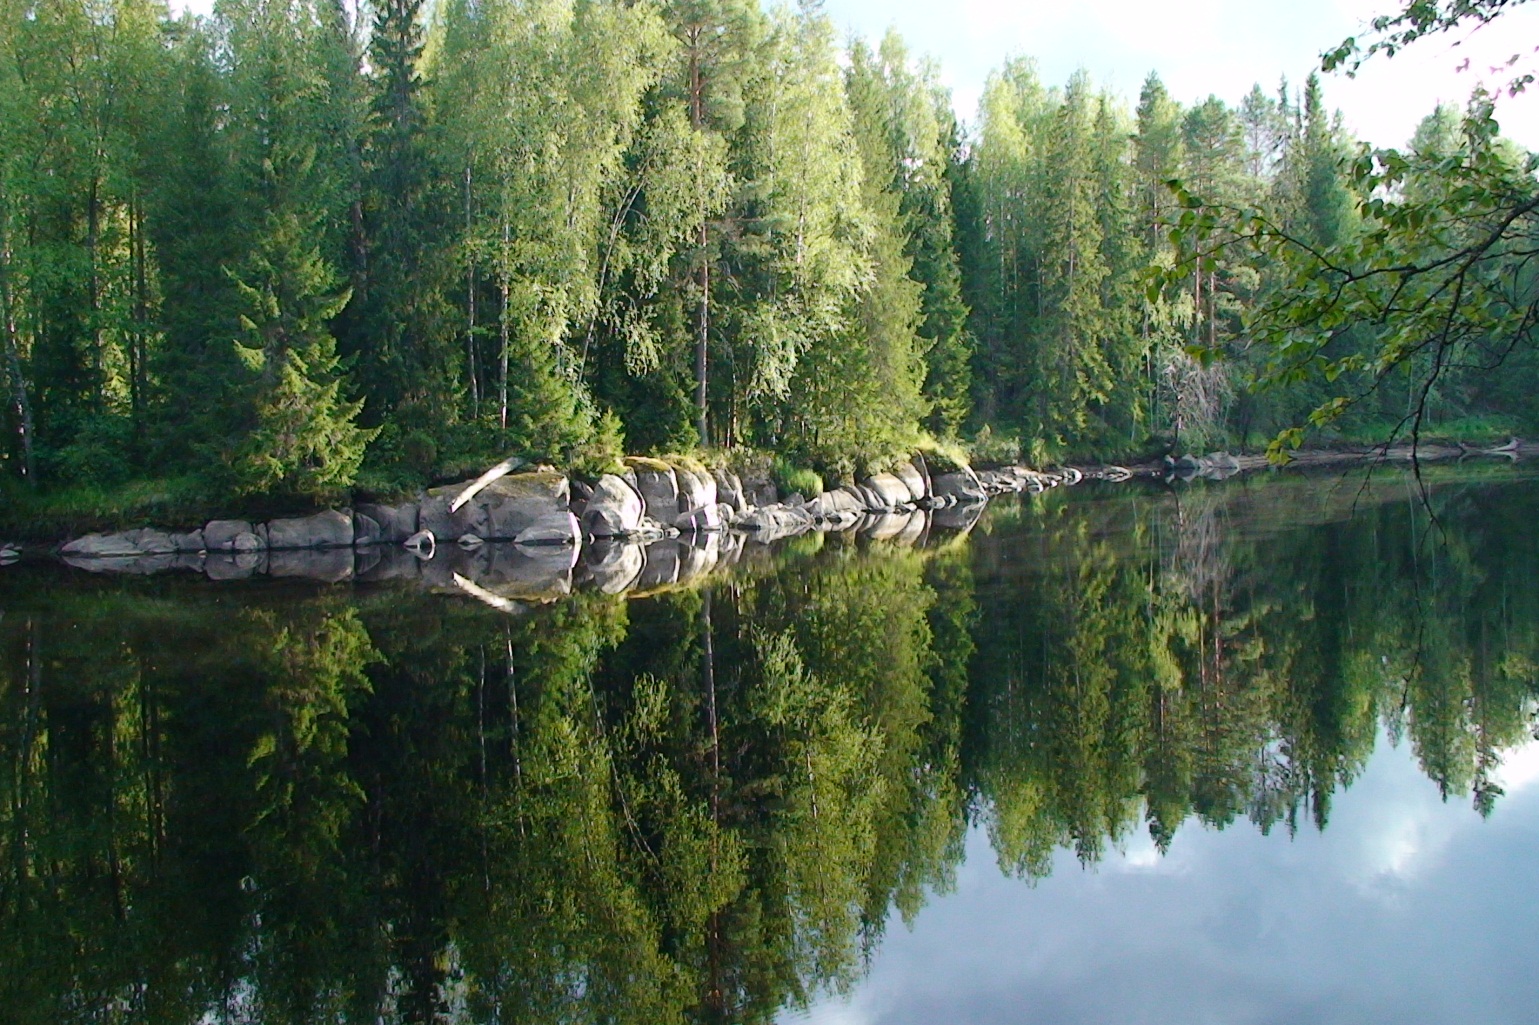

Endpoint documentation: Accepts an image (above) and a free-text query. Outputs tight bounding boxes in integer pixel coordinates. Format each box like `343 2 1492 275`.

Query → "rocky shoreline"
3 454 1103 601
2 438 1530 597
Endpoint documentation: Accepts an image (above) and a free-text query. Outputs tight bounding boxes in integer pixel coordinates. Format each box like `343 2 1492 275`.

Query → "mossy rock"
624 455 674 474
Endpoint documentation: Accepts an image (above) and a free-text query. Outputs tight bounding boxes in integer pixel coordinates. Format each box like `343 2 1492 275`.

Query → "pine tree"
222 0 374 497
345 0 458 428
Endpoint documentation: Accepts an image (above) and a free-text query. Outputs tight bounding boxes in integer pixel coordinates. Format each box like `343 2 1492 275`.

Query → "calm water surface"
2 466 1536 1024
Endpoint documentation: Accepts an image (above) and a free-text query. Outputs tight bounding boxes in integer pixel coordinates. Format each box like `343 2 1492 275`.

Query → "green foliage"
8 0 1539 506
771 457 822 498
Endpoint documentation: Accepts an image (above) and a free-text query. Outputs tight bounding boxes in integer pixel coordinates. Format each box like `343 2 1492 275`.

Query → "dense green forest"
1 0 1535 507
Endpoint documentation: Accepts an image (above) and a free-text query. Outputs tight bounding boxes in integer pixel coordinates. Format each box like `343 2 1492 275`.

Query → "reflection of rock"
353 545 382 579
634 541 682 591
357 545 423 582
204 550 267 580
932 499 986 533
676 531 721 584
582 541 645 594
269 547 354 582
861 510 927 543
582 474 645 538
473 542 577 601
63 552 204 575
267 510 354 549
403 529 435 557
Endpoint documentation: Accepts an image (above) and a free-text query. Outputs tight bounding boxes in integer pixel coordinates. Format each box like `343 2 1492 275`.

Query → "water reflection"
0 469 1535 1023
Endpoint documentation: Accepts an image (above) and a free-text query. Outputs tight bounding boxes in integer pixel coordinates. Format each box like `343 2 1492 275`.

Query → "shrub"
772 458 822 499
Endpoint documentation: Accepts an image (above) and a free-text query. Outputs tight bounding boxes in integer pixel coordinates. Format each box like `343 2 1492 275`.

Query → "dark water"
3 466 1537 1024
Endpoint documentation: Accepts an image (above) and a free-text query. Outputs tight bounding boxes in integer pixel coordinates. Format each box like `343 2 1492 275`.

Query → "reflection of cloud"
1492 738 1539 794
788 1001 873 1025
789 731 1539 1025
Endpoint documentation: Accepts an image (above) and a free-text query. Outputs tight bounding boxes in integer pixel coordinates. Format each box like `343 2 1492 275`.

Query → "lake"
2 465 1536 1024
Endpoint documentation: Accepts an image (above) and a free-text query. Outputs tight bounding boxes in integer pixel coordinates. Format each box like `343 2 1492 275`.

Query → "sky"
788 731 1539 1025
169 0 1539 149
821 0 1539 150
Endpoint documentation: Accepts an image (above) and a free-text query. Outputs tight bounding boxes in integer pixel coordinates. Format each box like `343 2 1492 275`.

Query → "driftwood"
1458 437 1523 460
449 455 526 513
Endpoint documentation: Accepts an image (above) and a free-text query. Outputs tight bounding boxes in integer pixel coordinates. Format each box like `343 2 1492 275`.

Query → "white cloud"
824 0 1539 150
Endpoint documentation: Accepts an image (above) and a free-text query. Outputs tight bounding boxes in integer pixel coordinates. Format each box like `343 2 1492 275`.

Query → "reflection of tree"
967 474 1539 881
1 471 1537 1022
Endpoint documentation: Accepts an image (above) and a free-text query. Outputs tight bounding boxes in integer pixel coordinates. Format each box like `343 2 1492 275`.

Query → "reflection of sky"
787 731 1539 1025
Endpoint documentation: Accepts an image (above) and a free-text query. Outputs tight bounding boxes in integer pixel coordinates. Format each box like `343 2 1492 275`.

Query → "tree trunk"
465 166 479 415
498 208 510 432
690 36 710 448
0 211 36 483
87 175 103 406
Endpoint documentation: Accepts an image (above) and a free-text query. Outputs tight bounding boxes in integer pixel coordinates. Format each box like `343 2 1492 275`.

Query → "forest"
1 0 1536 512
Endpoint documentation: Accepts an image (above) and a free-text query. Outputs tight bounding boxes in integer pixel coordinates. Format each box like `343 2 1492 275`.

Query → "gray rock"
674 504 724 533
170 529 206 553
204 520 256 551
735 503 813 542
232 531 265 553
932 468 987 502
805 488 864 520
713 468 747 513
480 472 571 539
267 509 354 550
893 461 929 503
625 458 681 522
421 471 570 541
581 474 645 538
675 464 718 514
352 512 383 546
61 528 181 558
910 454 933 499
514 510 581 546
861 472 913 511
356 502 419 543
403 529 436 557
